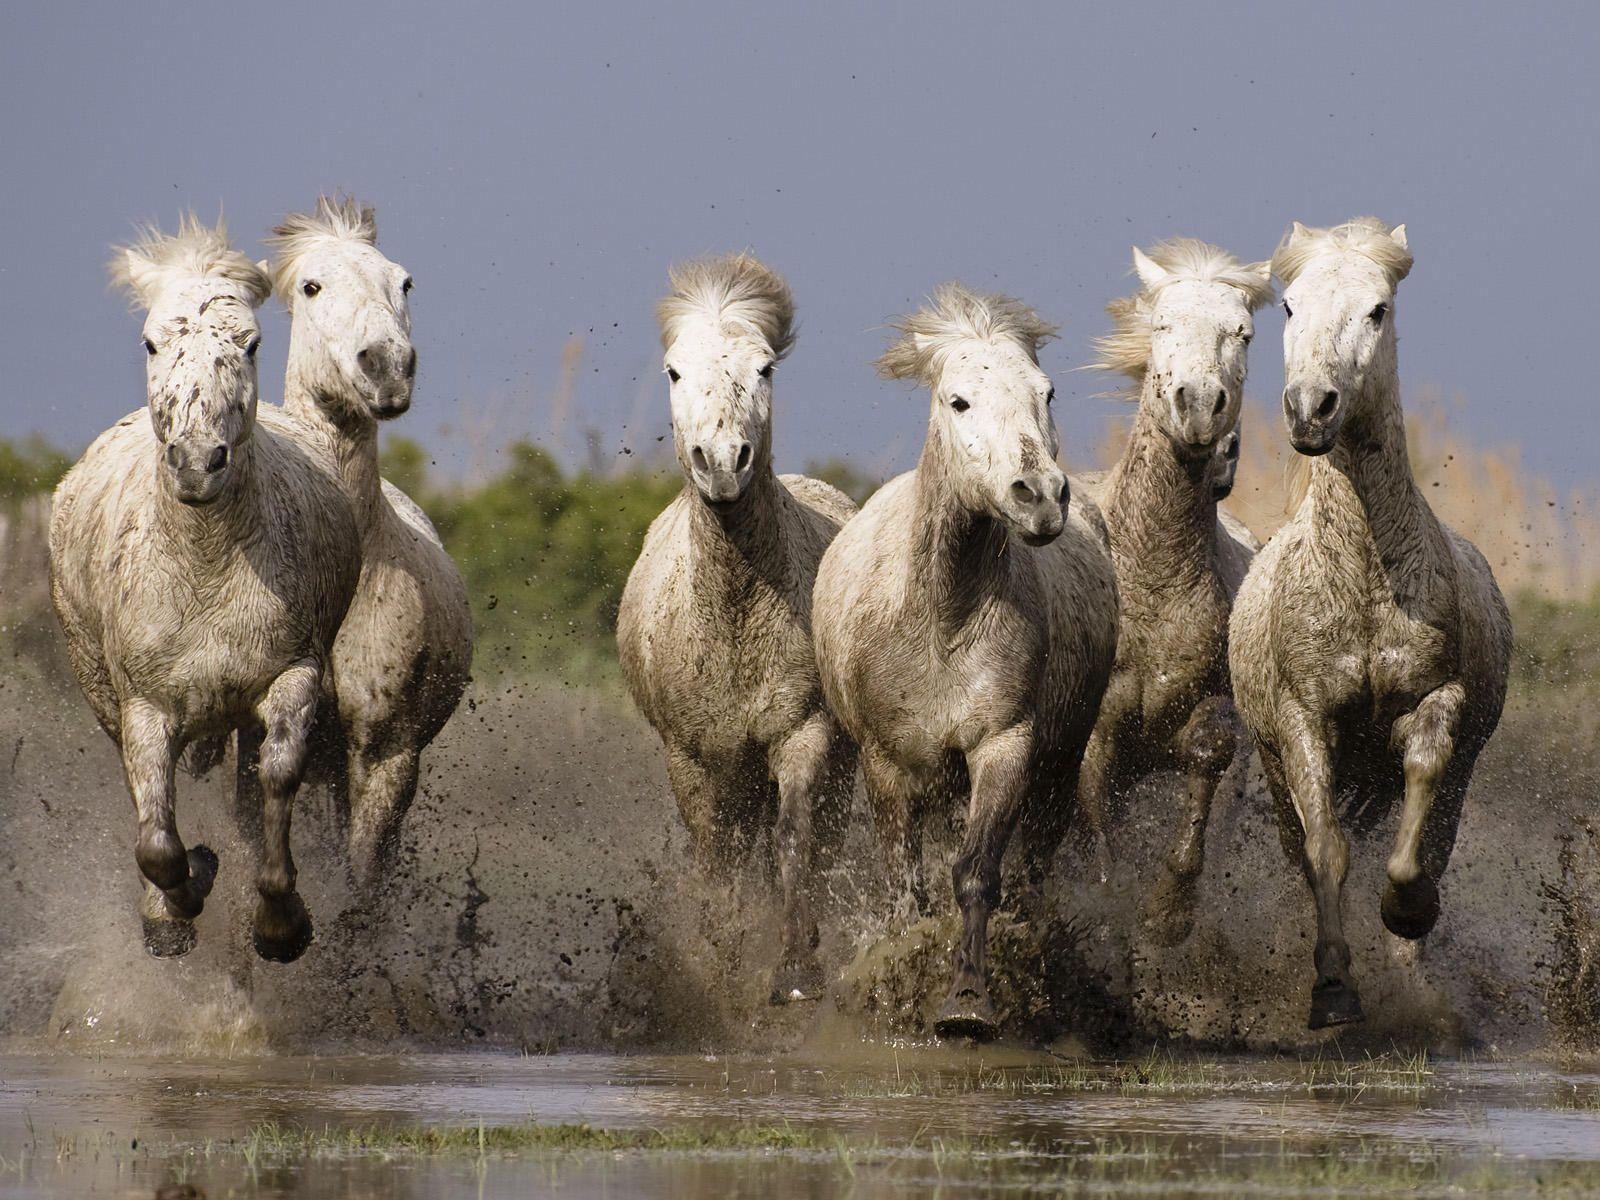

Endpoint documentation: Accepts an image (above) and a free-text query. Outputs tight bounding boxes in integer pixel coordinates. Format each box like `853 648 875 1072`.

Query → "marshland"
5 5 1600 1199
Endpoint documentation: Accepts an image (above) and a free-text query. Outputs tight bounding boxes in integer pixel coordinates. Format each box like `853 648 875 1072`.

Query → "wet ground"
1 1046 1598 1197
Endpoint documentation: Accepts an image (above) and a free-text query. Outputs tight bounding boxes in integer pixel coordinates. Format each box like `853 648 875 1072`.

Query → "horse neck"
909 428 1011 636
153 435 263 562
1104 389 1218 586
687 464 788 604
1307 368 1433 565
283 356 385 528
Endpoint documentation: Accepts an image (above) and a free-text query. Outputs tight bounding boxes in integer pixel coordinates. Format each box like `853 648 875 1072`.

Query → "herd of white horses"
45 200 1510 1043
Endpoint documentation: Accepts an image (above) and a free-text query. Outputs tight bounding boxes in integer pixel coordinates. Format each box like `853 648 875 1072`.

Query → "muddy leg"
1075 678 1134 883
863 746 926 920
121 700 218 957
666 747 738 877
1281 713 1360 1028
767 714 835 1004
1382 684 1466 940
935 723 1031 1041
347 743 422 896
1143 695 1236 947
252 662 319 963
234 726 264 855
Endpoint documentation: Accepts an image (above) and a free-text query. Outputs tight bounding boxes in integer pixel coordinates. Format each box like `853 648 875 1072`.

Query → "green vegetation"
0 435 70 502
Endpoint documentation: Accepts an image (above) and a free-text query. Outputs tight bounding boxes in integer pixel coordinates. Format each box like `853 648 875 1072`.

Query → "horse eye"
1045 387 1055 406
302 280 322 298
401 277 414 295
666 366 681 384
1240 328 1253 345
951 396 970 413
1282 301 1293 319
758 362 774 380
142 337 157 356
245 336 261 359
1369 303 1388 324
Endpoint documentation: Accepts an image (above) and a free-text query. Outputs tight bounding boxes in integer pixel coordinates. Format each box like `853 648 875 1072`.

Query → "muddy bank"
0 643 1592 1054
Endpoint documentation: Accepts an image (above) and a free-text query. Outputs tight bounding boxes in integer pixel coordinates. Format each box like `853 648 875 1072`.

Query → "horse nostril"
205 445 228 474
735 443 752 473
1011 479 1038 505
356 348 372 369
404 347 417 380
165 443 181 468
1212 390 1227 416
691 446 709 474
1317 390 1339 419
1174 384 1187 407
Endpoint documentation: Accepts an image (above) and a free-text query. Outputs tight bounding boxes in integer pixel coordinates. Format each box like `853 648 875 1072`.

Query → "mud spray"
0 636 1593 1057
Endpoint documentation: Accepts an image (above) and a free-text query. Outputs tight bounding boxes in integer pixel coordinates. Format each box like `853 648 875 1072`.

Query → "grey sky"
2 2 1595 490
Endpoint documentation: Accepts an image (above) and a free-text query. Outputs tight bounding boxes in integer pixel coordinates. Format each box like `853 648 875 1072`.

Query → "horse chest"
1118 580 1228 727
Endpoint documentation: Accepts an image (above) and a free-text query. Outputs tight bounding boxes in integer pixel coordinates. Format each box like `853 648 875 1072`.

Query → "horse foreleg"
1074 674 1135 881
935 722 1031 1041
251 661 319 963
665 746 738 877
1143 694 1237 947
863 745 926 920
233 726 264 855
121 700 218 957
767 713 834 1005
1281 710 1360 1029
1383 682 1466 940
347 743 422 896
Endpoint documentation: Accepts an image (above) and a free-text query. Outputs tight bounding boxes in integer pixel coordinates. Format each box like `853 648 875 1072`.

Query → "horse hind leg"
251 662 320 963
1142 695 1236 948
121 700 219 957
1382 684 1468 941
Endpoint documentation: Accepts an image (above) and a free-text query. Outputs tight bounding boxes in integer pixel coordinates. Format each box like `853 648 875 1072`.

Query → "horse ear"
1388 224 1408 249
116 247 161 307
1131 247 1169 290
256 259 270 274
1244 260 1272 287
1288 220 1312 244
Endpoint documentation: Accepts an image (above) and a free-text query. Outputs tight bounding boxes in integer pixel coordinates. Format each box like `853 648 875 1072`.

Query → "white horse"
1072 241 1269 945
813 284 1119 1038
50 217 360 960
617 254 857 1003
1230 219 1512 1028
258 197 473 892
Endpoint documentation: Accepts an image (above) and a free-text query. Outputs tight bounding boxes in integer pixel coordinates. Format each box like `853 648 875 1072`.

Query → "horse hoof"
934 987 999 1041
253 894 314 964
142 916 197 958
1308 982 1364 1030
769 956 826 1006
1381 876 1440 941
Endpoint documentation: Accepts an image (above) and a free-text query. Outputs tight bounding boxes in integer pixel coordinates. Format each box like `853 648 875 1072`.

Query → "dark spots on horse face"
190 384 201 401
197 297 213 315
1017 442 1044 473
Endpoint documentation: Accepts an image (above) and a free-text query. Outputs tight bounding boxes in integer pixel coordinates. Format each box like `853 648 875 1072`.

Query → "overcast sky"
2 2 1595 490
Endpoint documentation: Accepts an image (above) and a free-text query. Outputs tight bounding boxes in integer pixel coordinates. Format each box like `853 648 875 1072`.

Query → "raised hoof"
1308 982 1364 1030
933 987 999 1041
1381 876 1440 941
1140 871 1198 948
253 893 314 964
142 916 198 958
768 956 826 1006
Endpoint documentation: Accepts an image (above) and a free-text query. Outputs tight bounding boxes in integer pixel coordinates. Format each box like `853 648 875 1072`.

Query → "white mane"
109 213 269 310
877 283 1057 386
1273 217 1412 287
1091 239 1274 384
657 252 796 360
265 194 379 300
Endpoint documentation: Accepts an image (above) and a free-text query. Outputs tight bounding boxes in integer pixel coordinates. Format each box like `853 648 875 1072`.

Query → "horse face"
1280 253 1399 456
282 238 415 422
664 320 774 510
932 337 1065 546
142 280 261 505
1143 276 1254 458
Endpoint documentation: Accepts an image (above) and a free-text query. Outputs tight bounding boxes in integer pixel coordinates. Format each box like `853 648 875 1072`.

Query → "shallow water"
1 1047 1598 1197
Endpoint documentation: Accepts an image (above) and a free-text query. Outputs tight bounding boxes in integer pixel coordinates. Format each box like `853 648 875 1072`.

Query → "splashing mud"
0 640 1589 1056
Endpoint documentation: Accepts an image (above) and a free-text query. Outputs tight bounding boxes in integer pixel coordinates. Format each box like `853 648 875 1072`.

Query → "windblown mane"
1091 239 1275 385
657 252 797 360
109 213 270 309
877 283 1057 386
265 194 380 300
1272 217 1412 287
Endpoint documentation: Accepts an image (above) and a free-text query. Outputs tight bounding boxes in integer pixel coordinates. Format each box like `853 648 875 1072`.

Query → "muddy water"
0 1048 1598 1197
